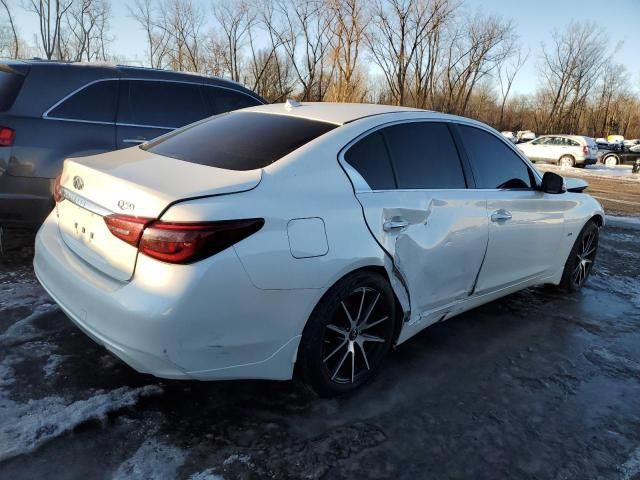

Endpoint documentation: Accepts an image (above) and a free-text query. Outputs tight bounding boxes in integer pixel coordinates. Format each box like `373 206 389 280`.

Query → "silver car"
517 135 598 168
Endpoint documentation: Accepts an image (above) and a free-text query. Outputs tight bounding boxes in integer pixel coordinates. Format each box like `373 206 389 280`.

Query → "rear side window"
383 122 466 189
144 112 337 171
0 71 25 112
48 80 118 122
204 86 261 115
118 80 209 128
458 125 533 189
344 131 396 190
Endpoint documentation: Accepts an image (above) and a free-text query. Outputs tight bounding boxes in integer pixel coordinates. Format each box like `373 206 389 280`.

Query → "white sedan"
34 102 604 396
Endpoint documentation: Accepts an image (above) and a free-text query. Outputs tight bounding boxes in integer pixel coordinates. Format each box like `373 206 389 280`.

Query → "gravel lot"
1 177 639 479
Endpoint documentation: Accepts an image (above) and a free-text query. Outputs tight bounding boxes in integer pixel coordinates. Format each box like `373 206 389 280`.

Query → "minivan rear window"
0 71 25 112
143 112 338 171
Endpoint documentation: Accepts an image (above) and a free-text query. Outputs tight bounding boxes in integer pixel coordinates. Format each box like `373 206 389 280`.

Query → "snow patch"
189 468 225 480
0 385 162 462
112 439 187 480
223 453 253 467
43 354 69 378
0 304 60 348
620 446 640 480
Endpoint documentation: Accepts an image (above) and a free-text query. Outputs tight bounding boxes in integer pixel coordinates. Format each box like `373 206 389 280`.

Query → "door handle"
383 217 409 231
122 138 147 145
490 209 512 222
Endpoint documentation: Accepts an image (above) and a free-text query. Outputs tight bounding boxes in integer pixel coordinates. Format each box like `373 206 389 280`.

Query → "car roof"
241 102 426 125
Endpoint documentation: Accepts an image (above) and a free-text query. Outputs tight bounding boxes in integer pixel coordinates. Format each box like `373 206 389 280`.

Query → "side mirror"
541 171 566 194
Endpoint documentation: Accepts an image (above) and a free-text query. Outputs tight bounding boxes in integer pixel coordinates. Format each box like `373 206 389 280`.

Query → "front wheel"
297 271 397 397
558 221 599 292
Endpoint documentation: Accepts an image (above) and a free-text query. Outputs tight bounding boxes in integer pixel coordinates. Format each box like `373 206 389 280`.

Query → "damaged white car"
34 102 604 396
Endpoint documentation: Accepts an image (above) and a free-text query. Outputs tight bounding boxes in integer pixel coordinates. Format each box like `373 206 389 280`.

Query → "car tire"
559 155 575 168
558 220 599 292
604 155 618 167
297 270 397 397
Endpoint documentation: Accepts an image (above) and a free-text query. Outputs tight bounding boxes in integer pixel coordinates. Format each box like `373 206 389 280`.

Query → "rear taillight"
104 214 153 247
139 219 264 264
104 214 264 264
53 175 64 203
582 146 589 155
0 126 15 147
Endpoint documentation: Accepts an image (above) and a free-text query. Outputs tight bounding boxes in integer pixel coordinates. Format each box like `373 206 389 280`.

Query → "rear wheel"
604 154 619 167
297 271 397 397
558 221 599 292
559 155 575 168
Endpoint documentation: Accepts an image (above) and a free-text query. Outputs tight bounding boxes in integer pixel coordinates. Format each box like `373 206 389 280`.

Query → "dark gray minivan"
0 60 265 229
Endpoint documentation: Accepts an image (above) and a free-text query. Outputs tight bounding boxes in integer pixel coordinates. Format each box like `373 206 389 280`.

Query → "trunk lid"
57 146 261 281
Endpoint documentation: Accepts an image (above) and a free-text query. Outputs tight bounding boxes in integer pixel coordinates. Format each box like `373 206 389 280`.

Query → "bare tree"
24 0 74 59
63 0 112 61
128 0 170 67
538 22 607 133
1 0 20 58
325 0 368 102
161 0 206 72
497 46 528 129
212 0 252 82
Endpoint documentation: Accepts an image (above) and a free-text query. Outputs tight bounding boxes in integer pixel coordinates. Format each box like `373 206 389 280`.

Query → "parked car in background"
501 131 516 143
516 130 536 143
517 135 598 167
601 143 640 167
34 102 604 396
0 60 266 229
595 138 610 149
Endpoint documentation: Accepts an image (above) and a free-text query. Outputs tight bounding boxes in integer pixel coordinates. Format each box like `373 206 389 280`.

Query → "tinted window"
0 71 25 112
344 131 396 190
118 80 208 128
204 87 261 114
459 125 533 189
49 80 118 122
144 112 337 171
384 122 466 189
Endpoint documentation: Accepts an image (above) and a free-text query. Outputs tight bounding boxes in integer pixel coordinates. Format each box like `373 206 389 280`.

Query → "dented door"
355 190 489 320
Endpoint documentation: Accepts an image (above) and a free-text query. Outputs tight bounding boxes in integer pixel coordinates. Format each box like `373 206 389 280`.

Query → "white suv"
517 135 598 168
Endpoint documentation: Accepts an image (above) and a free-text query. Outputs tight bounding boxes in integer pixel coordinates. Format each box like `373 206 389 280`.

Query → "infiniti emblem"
72 176 84 190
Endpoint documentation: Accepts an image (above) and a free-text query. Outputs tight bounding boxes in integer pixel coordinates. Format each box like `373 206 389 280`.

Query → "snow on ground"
0 385 162 462
112 438 187 480
535 163 640 182
188 468 225 480
621 446 640 480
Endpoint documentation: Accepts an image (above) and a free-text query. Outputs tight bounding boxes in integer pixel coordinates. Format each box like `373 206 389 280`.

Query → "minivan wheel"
559 155 575 168
558 221 599 292
297 271 396 397
604 155 618 167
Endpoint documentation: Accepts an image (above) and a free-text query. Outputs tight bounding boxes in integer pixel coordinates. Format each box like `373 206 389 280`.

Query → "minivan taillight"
139 219 264 264
104 215 264 264
0 127 15 147
582 146 589 155
53 175 64 203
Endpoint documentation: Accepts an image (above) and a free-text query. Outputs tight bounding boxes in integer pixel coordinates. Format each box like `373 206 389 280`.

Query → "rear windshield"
143 111 338 171
0 71 25 112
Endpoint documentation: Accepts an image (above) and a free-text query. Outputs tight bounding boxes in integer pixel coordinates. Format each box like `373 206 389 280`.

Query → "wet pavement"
0 218 639 480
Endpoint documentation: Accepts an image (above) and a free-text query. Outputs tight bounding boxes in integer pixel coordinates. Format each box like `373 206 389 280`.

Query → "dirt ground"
0 184 639 479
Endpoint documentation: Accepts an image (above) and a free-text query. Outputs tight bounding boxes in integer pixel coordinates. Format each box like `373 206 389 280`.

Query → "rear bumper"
0 173 54 228
34 212 320 381
575 155 597 166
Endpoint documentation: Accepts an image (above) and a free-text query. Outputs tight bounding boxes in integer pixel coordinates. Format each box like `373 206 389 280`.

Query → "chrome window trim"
42 77 264 128
61 186 113 217
338 116 542 194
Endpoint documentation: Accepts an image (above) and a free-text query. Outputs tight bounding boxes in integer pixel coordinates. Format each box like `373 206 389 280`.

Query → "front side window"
458 124 534 190
144 111 337 171
48 80 118 123
118 80 209 128
383 122 466 189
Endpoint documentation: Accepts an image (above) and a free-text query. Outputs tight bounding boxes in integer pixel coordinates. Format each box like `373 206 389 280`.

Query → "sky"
7 0 640 95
